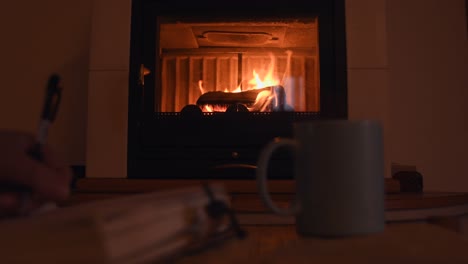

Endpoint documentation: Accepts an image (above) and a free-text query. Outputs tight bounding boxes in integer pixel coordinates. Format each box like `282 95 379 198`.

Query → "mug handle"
256 138 300 216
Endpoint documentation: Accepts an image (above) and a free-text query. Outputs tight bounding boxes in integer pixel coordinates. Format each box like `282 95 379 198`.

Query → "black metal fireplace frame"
127 0 348 179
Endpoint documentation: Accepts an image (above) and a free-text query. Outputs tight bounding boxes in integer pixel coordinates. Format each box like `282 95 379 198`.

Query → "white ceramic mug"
256 120 385 237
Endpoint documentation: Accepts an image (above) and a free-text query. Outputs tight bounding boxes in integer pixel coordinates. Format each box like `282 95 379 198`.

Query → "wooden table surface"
68 178 468 263
69 179 468 227
177 223 468 263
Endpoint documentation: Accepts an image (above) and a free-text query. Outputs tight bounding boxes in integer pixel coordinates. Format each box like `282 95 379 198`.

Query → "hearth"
127 0 347 179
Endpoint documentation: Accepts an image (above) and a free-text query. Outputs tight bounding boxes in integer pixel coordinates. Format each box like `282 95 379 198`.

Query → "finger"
0 132 37 184
39 144 68 171
0 133 72 202
0 193 46 217
19 193 47 214
0 193 21 213
28 202 58 216
38 145 73 187
11 160 71 202
27 145 72 201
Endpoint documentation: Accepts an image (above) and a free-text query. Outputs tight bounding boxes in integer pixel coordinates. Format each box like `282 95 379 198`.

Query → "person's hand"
0 130 72 217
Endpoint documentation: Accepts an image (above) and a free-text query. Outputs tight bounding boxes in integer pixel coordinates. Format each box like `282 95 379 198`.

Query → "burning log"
196 87 271 105
196 85 289 112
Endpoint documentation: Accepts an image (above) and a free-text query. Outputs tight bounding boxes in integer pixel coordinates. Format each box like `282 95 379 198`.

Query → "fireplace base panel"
129 112 319 179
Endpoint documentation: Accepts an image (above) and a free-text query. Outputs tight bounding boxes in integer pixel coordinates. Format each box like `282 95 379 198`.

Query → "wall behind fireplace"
0 0 466 191
387 0 468 191
0 0 92 165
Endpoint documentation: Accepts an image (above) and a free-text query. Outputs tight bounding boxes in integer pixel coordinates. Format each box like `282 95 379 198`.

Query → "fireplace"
126 0 347 179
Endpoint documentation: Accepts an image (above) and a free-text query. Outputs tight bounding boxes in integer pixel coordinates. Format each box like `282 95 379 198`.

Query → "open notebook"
0 183 245 264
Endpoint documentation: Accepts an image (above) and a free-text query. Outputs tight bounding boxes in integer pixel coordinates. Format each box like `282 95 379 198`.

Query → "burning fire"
198 51 292 112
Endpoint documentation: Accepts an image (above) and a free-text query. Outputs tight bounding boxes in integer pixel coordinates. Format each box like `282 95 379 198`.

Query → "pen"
0 74 62 213
29 74 62 161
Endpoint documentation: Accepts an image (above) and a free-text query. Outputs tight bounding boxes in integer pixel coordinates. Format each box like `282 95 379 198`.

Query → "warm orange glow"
231 86 242 93
198 80 206 95
246 54 280 90
249 90 275 112
198 51 291 112
202 104 229 112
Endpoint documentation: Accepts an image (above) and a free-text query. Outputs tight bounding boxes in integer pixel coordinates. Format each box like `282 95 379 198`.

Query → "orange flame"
246 53 280 90
198 80 205 94
199 52 290 112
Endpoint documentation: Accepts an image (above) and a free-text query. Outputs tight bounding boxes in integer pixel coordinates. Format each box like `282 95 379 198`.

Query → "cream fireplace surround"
86 0 390 178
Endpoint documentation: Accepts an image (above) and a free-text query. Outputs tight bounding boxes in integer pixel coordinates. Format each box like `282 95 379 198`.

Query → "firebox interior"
156 18 320 113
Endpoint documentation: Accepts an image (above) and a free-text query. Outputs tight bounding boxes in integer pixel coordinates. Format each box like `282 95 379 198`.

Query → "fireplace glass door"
156 18 320 114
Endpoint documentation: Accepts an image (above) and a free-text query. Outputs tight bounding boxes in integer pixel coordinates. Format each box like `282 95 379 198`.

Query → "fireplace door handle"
138 64 151 86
